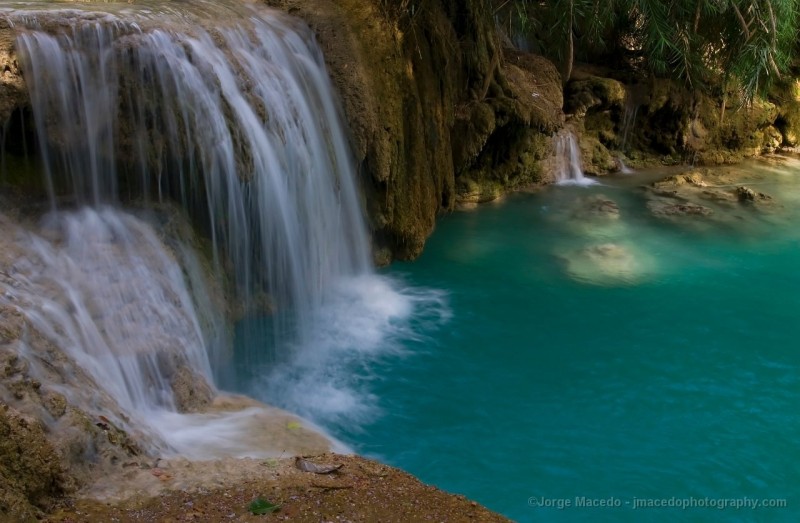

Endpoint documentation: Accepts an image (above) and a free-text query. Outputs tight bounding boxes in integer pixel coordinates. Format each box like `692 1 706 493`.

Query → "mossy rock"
762 125 783 152
456 177 504 204
565 76 626 117
0 404 68 521
452 102 497 171
579 135 617 175
0 306 24 345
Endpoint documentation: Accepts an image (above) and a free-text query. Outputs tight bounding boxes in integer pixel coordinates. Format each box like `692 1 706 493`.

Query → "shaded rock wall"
271 0 562 260
771 79 800 148
565 66 795 173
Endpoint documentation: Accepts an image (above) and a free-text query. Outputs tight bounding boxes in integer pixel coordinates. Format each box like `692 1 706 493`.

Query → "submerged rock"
736 185 773 203
560 242 653 286
570 194 621 220
548 194 628 242
648 200 714 218
645 167 779 228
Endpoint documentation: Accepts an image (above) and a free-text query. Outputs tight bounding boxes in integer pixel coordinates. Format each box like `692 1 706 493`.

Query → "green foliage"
494 0 800 102
248 498 280 515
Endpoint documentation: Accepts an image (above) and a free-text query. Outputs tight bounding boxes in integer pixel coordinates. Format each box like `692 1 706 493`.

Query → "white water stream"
554 130 597 186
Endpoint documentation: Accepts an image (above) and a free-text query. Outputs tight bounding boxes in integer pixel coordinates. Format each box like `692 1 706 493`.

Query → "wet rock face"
562 69 633 176
0 404 69 521
454 49 563 195
562 65 797 176
170 365 215 413
0 305 147 505
0 20 27 124
275 0 563 260
2 0 563 263
565 75 626 118
1 208 223 516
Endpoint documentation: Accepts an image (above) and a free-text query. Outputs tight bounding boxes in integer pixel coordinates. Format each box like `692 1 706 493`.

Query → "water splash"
250 278 451 427
554 130 597 186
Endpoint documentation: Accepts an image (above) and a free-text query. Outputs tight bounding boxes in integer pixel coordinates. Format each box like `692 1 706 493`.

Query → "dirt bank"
45 454 510 522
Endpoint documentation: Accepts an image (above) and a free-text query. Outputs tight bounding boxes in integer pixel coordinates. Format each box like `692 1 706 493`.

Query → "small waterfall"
554 130 596 186
618 156 634 174
0 208 216 452
620 101 639 153
2 2 436 453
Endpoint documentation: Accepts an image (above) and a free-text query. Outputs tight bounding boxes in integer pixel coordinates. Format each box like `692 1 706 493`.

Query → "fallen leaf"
151 468 172 481
295 457 343 474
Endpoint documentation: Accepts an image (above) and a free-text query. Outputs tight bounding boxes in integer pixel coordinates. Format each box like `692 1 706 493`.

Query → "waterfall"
619 86 644 154
618 156 634 174
14 6 371 318
554 130 596 186
1 2 434 454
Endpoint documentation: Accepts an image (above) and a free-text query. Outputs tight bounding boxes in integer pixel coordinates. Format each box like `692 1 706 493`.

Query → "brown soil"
45 454 510 523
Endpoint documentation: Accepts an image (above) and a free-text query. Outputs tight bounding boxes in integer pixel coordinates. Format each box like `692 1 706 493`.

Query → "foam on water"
233 276 450 427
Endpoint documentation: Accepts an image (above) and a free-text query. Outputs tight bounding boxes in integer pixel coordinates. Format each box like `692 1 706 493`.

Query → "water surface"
237 159 800 521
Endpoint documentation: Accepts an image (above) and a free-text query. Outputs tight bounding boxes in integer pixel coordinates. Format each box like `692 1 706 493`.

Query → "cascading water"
554 129 596 186
0 207 217 453
620 98 639 153
14 6 370 311
1 1 438 456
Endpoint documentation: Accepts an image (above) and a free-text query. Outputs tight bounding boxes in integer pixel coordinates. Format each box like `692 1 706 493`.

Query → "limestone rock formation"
644 167 782 230
0 19 25 124
269 0 563 260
